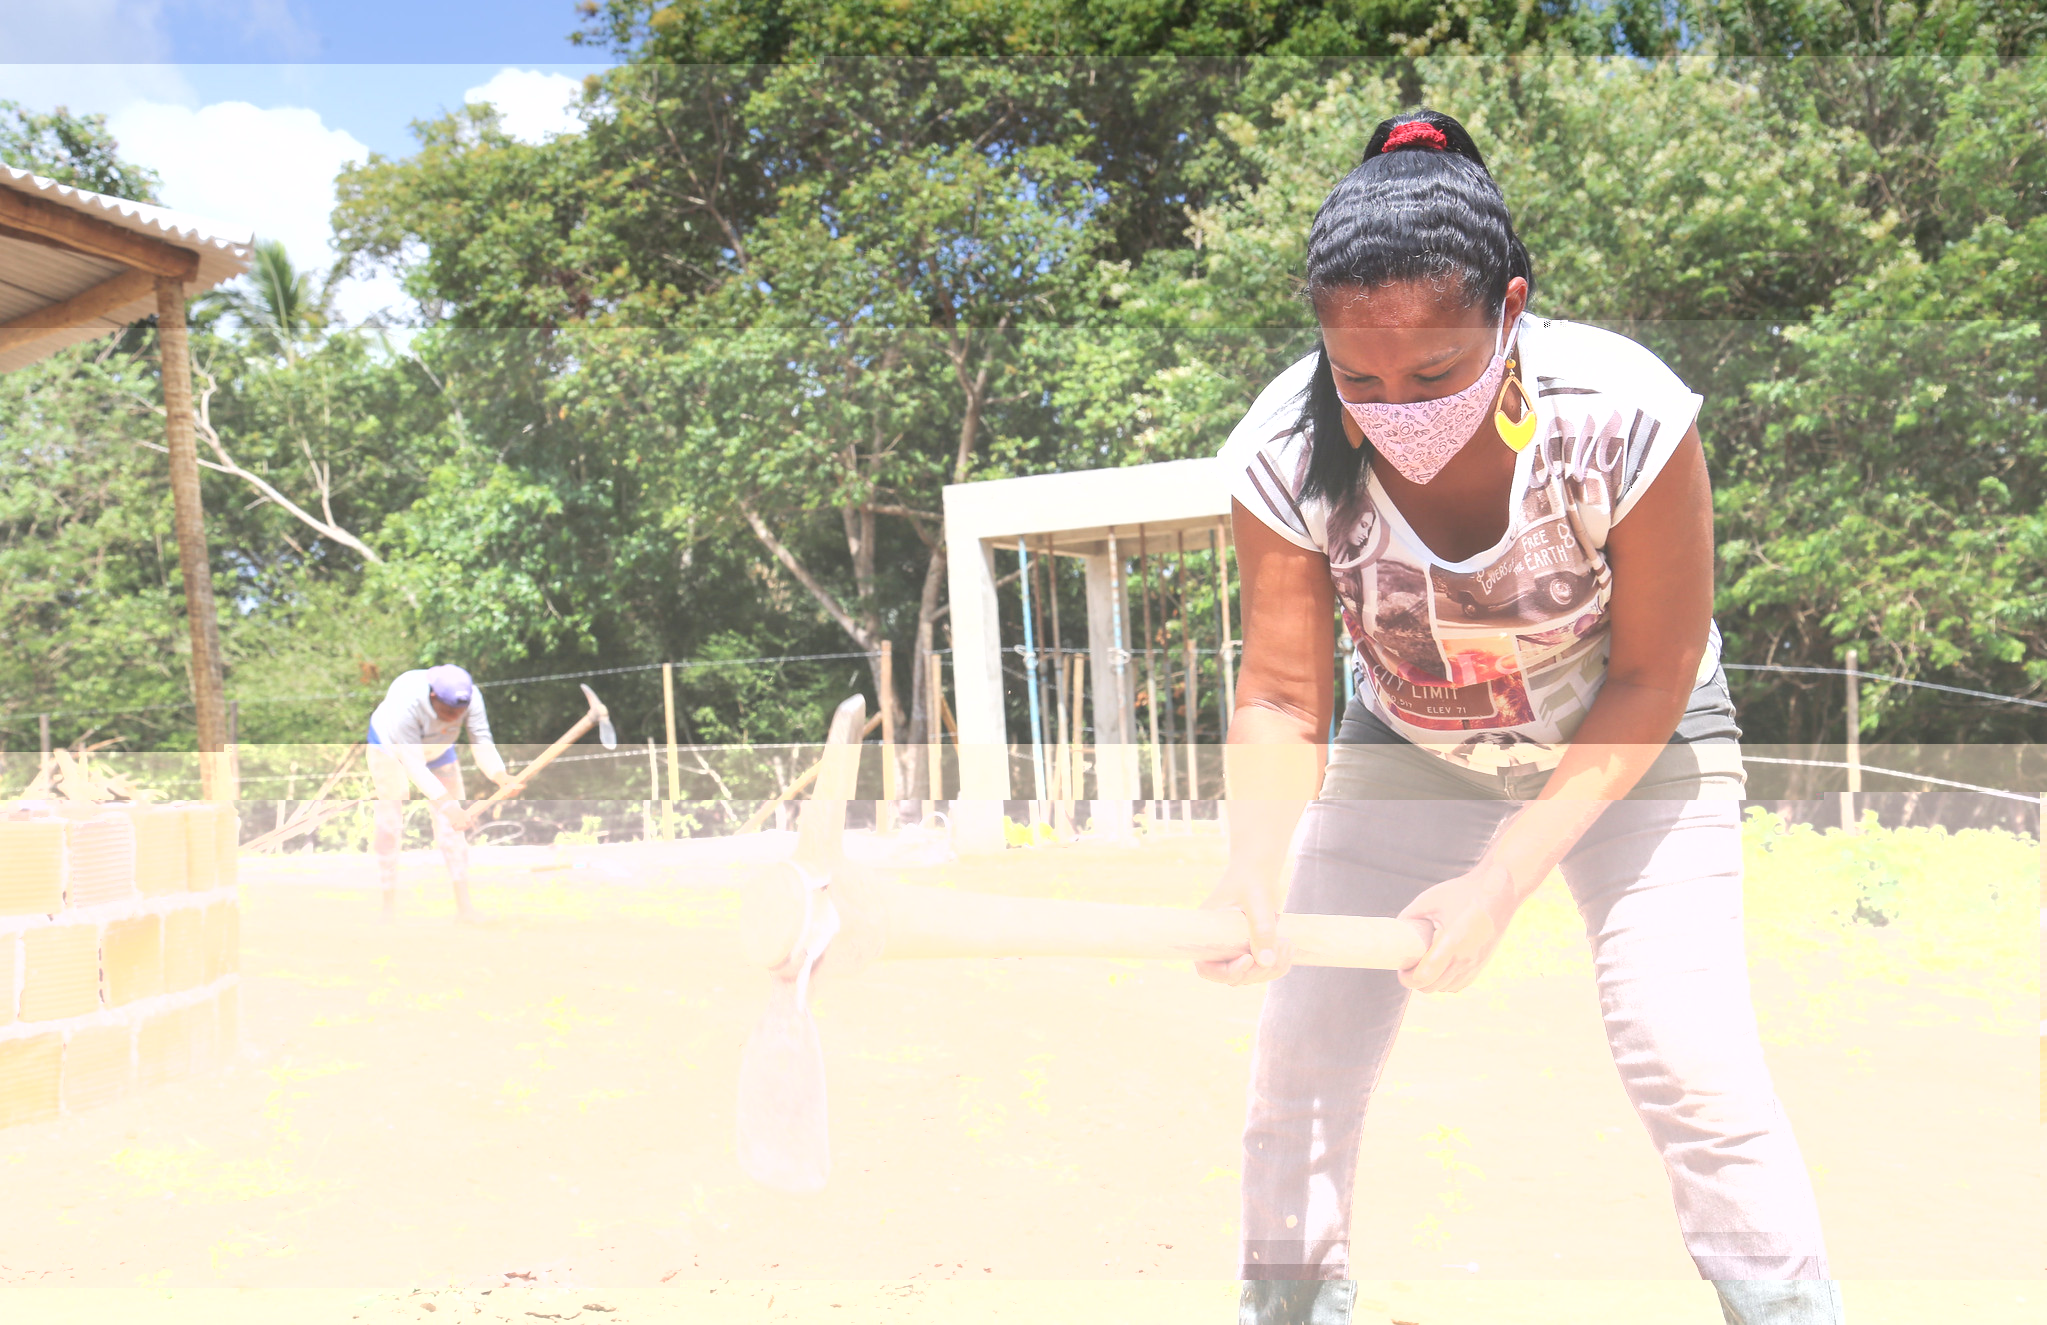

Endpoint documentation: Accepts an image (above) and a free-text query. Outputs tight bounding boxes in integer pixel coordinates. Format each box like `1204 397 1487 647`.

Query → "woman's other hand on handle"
1194 862 1295 986
1395 865 1519 994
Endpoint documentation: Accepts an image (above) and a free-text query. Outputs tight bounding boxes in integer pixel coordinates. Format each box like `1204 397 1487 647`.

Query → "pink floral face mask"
1339 319 1508 485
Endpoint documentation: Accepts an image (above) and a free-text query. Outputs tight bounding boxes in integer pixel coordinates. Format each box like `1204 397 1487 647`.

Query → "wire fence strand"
1739 756 2037 802
2 650 896 726
7 652 2044 733
1723 663 2047 710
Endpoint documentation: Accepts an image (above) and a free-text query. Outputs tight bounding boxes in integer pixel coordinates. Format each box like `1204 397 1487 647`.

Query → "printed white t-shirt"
1220 313 1714 774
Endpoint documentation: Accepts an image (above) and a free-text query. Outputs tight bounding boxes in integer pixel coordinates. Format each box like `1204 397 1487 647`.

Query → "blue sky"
157 0 603 64
161 0 609 160
0 2 617 322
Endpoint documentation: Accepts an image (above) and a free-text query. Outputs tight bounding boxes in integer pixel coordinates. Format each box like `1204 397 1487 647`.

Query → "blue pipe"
1016 539 1048 805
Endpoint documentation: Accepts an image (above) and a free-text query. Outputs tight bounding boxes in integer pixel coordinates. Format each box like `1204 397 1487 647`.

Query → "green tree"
0 338 191 756
323 4 2041 758
563 91 1107 762
1611 0 2046 59
325 3 1646 754
0 111 457 756
0 101 162 200
1075 52 2044 749
202 238 335 364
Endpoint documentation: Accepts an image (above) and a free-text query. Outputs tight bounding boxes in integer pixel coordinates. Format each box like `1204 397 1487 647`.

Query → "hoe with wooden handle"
467 683 617 825
734 695 1433 1193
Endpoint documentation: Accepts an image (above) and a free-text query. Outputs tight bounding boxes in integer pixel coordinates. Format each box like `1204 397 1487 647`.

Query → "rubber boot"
1713 1280 1845 1324
1238 1280 1355 1325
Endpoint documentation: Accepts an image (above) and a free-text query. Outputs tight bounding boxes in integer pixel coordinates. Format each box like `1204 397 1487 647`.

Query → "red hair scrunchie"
1383 121 1448 152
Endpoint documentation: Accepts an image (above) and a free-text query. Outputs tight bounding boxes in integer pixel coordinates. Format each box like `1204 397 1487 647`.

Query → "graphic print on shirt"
1224 319 1705 769
1330 408 1647 769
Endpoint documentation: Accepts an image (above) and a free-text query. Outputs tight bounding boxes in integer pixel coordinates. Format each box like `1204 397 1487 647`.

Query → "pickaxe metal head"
735 693 867 1193
579 683 617 750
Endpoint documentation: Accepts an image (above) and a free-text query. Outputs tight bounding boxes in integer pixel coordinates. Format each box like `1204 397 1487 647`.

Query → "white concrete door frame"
940 458 1233 855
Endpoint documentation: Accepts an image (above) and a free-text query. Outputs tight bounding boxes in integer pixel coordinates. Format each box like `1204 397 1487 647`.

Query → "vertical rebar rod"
1071 650 1089 806
1044 535 1067 777
928 649 945 805
1108 527 1130 748
1137 524 1164 805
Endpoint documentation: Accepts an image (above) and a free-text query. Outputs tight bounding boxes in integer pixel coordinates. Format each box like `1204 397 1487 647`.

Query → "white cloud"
0 64 196 119
104 99 407 328
107 100 360 269
463 68 583 145
6 64 590 335
324 263 411 330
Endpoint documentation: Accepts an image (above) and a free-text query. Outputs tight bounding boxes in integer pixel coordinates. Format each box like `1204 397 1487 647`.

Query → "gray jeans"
1238 690 1839 1324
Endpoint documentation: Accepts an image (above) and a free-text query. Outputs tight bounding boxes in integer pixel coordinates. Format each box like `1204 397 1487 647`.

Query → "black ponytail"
1293 108 1535 507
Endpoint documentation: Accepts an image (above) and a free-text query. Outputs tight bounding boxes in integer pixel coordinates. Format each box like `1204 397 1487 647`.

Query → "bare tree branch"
737 498 872 648
189 367 384 564
129 365 384 565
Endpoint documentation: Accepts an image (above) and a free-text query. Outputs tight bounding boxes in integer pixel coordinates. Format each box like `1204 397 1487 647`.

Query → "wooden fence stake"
879 640 898 834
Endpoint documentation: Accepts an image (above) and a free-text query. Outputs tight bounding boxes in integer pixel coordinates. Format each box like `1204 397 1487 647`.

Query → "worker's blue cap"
426 664 474 708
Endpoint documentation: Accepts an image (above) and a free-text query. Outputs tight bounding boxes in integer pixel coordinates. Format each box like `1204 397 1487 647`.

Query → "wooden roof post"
156 274 231 801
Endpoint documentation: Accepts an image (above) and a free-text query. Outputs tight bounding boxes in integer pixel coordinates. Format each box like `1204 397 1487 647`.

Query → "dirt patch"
0 835 2034 1321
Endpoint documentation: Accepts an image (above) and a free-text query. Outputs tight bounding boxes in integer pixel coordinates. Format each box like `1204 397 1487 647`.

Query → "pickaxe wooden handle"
735 709 884 835
741 686 1428 972
735 693 868 1193
733 690 1430 1195
471 683 616 822
741 870 1431 972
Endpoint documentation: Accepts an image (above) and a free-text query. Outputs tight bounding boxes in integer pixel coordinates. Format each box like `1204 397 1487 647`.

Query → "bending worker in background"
366 664 511 922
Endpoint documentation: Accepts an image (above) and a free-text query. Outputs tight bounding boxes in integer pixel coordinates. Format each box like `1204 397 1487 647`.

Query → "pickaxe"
464 683 617 826
733 694 1433 1193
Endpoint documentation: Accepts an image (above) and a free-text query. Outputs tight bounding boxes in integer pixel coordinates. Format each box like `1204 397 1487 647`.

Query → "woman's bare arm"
1202 498 1336 983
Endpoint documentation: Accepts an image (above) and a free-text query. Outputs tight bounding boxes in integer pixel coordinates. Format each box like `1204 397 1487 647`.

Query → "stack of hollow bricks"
0 804 239 1129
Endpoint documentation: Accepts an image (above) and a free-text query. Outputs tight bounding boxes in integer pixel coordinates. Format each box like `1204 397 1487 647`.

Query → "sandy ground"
0 832 2036 1323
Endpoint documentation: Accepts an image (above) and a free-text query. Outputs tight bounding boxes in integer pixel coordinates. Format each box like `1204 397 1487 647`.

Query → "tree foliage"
1082 49 2044 744
2 2 2039 760
0 101 162 200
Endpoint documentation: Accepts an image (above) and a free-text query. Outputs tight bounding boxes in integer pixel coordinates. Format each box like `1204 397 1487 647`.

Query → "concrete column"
943 512 1008 855
1084 552 1136 841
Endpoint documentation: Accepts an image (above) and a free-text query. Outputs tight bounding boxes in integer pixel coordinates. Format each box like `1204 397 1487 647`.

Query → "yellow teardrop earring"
1495 355 1537 453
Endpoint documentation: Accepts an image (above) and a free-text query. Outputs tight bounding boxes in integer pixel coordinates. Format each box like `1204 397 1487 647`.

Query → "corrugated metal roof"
0 165 253 375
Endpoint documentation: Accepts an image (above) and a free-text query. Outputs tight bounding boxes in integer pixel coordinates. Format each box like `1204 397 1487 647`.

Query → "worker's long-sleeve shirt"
368 669 507 800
